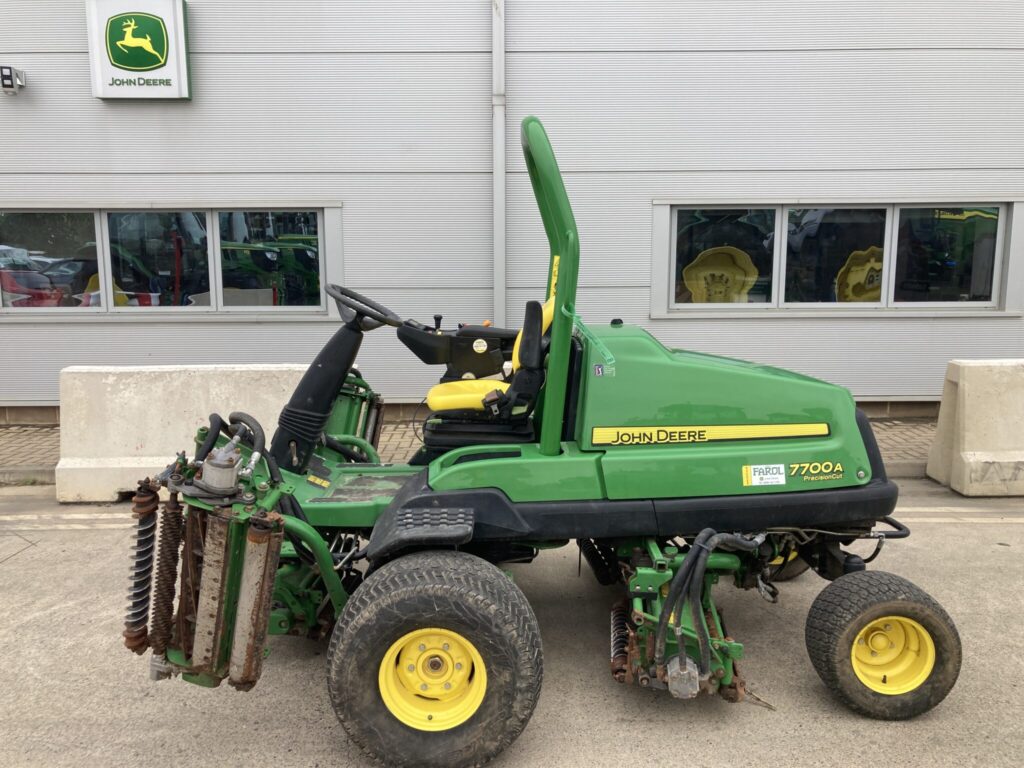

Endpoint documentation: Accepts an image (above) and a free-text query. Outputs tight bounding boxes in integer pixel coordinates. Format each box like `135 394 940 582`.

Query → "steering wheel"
326 284 404 331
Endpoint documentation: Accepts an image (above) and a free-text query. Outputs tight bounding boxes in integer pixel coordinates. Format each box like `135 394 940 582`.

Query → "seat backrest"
511 297 554 371
502 300 547 419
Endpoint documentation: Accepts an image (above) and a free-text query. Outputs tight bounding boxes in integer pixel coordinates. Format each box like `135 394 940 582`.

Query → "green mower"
123 117 961 767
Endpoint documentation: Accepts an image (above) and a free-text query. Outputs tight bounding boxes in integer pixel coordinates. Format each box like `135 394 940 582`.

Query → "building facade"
3 1 1023 409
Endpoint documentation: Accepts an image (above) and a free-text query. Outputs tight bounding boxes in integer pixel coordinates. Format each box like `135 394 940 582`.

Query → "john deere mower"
122 117 961 767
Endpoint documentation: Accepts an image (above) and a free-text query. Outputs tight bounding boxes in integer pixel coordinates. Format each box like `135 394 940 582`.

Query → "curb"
0 466 57 486
884 460 927 480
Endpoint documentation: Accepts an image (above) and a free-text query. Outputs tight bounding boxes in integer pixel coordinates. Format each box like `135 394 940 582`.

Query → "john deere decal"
591 423 829 446
106 13 168 71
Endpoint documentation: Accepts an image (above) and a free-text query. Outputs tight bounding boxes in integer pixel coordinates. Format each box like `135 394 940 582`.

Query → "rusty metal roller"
123 479 159 654
149 493 184 655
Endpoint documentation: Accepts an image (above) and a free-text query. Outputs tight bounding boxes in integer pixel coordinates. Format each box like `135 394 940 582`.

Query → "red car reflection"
0 268 64 307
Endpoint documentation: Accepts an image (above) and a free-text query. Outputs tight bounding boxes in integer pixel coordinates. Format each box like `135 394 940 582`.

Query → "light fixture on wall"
1 66 26 95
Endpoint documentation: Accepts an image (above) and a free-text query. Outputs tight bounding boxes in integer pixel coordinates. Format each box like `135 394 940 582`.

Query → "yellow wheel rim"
378 628 487 732
851 615 936 695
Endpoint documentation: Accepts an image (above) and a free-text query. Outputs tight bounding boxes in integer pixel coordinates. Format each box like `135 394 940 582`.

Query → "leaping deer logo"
105 13 168 71
116 18 165 65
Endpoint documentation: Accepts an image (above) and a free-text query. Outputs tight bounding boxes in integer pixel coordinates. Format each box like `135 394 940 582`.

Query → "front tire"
328 551 543 768
805 570 961 719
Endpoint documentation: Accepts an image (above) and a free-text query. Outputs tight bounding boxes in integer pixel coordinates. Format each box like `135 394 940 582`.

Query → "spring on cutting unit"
149 492 184 655
610 600 631 682
123 479 159 654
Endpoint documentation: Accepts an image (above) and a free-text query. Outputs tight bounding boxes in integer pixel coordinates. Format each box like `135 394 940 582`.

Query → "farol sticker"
742 464 787 487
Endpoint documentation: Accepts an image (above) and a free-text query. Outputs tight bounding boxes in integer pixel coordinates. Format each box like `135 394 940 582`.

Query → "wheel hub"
379 628 487 731
851 615 936 695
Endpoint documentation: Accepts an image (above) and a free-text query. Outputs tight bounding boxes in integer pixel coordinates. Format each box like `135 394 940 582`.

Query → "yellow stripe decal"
742 465 753 486
591 423 830 446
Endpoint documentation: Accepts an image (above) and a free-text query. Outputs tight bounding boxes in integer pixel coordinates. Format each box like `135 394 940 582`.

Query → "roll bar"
520 116 580 455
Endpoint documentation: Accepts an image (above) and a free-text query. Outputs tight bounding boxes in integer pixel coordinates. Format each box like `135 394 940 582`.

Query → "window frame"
779 204 893 310
656 202 1009 316
887 203 1005 310
212 208 328 313
0 210 107 314
102 209 217 314
669 205 784 310
0 205 336 317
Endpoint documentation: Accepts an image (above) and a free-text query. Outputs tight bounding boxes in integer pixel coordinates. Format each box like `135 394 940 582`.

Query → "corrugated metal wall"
504 1 1024 398
2 1 1023 404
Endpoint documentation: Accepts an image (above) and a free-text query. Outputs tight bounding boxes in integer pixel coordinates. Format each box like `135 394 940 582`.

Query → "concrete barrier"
926 360 1024 496
56 365 308 502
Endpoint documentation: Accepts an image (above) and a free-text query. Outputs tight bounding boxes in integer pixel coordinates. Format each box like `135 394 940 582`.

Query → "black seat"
412 301 546 463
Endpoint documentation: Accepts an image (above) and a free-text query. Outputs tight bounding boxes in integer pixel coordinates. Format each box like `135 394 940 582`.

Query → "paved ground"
0 416 938 484
0 426 61 484
0 479 1021 767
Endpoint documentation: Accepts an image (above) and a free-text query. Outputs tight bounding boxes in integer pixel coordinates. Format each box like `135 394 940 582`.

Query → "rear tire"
805 570 960 719
327 551 543 768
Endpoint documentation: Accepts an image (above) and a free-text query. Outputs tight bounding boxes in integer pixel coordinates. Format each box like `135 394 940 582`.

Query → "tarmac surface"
1 479 1022 767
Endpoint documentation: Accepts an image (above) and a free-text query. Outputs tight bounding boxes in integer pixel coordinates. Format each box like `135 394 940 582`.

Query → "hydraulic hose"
681 532 762 677
195 413 226 463
654 528 714 668
654 529 763 675
228 412 266 457
323 435 367 463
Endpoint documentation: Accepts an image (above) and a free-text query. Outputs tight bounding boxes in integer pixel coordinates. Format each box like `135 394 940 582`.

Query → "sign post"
86 0 191 99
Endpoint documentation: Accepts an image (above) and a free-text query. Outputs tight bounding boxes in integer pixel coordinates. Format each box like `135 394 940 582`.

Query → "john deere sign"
86 0 190 99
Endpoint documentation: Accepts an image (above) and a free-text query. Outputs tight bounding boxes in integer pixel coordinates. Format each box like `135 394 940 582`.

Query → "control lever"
433 314 443 332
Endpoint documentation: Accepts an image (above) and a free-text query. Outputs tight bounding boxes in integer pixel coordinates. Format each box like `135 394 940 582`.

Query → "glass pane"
218 211 321 307
674 209 775 304
784 208 887 303
107 212 210 307
894 207 999 302
0 212 98 308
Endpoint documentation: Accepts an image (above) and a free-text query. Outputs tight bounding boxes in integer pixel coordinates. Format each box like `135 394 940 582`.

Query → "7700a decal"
789 460 845 481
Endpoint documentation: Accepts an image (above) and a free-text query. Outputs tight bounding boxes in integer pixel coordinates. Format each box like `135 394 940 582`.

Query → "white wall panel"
1 0 490 52
506 50 1024 172
3 53 490 173
508 1 1024 52
508 287 1024 399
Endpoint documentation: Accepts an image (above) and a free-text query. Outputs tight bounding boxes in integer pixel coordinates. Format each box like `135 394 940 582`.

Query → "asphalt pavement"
0 479 1021 767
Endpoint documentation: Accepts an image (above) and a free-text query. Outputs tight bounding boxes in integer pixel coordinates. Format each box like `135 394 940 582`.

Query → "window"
0 207 328 314
893 207 999 303
107 211 210 307
218 210 321 307
674 208 776 304
0 212 99 308
667 204 1004 311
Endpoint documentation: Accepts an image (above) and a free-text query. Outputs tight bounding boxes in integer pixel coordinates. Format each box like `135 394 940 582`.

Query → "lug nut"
442 643 450 651
420 683 428 691
455 663 463 671
418 644 426 651
444 682 451 690
407 664 415 672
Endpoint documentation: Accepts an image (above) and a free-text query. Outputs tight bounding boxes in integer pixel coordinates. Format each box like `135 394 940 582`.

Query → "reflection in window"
894 208 998 303
675 209 775 304
785 209 887 303
218 211 321 307
0 212 98 308
107 212 210 307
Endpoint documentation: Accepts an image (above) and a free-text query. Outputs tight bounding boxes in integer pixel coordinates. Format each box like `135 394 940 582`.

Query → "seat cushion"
426 379 509 412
